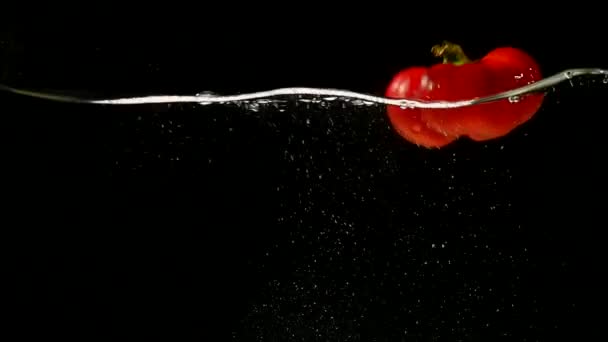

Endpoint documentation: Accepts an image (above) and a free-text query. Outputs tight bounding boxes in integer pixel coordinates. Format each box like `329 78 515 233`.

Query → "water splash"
0 68 605 109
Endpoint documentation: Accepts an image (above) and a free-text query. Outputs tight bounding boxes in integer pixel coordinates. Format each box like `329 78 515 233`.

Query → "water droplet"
565 71 573 79
323 96 337 101
603 76 608 84
508 95 521 103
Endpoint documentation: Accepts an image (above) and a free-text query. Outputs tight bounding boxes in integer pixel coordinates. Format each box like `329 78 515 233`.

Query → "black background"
2 10 607 341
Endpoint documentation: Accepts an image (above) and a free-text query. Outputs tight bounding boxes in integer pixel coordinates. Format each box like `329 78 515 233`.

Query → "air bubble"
240 101 260 112
196 91 216 105
399 100 412 109
249 103 260 112
196 91 217 97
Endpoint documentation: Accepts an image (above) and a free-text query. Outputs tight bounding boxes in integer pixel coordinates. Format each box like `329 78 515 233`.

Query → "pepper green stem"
431 41 472 65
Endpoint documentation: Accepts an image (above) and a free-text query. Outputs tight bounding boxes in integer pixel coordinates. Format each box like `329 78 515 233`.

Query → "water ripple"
0 68 605 108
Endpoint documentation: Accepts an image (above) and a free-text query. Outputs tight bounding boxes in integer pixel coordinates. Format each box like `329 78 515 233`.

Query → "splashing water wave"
0 68 606 108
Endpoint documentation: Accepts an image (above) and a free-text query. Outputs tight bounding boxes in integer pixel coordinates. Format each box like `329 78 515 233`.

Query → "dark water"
3 19 607 341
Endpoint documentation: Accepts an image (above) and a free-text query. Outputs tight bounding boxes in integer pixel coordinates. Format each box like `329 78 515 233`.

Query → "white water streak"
0 68 605 108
